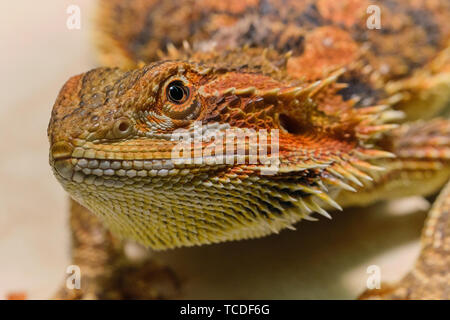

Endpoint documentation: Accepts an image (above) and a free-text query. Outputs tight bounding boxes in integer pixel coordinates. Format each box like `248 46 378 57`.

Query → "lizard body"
48 0 450 298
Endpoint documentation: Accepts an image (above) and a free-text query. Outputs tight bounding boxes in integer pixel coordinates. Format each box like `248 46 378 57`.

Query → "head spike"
341 163 373 181
299 198 313 213
302 215 319 221
260 88 281 101
314 193 343 211
322 175 357 192
221 87 236 96
309 68 346 98
182 40 191 51
357 105 390 115
305 198 332 219
278 86 305 99
351 159 386 172
329 164 363 187
357 124 399 137
234 87 257 96
354 149 396 159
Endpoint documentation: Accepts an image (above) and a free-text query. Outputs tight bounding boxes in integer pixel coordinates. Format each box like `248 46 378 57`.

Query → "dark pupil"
168 82 186 103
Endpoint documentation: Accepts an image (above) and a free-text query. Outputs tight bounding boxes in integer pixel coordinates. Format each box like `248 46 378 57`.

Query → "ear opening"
278 113 306 134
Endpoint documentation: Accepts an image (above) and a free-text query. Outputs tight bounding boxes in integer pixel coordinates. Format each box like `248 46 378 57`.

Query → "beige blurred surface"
0 1 427 299
0 0 96 299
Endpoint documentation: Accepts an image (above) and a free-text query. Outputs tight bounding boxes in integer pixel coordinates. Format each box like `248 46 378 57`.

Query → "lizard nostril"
113 118 132 138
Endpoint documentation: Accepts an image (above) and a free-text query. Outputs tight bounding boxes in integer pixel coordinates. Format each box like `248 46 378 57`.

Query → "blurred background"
0 0 431 299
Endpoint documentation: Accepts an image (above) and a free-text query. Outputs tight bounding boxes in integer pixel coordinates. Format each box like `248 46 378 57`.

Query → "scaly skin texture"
359 179 450 299
48 0 450 299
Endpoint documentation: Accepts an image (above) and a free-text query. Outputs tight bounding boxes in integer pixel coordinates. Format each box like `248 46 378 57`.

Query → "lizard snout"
50 141 74 180
51 141 74 161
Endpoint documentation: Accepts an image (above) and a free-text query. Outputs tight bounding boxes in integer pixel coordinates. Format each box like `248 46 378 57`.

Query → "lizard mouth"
52 154 181 184
50 140 198 186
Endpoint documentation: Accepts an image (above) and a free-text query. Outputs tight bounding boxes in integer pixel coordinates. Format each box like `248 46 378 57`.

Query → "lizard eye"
162 78 198 120
166 80 189 104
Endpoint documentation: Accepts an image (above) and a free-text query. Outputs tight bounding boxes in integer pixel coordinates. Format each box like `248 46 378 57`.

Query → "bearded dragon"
48 0 450 299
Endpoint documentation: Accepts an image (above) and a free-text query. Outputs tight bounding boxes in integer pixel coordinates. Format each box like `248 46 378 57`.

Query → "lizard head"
48 58 396 249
